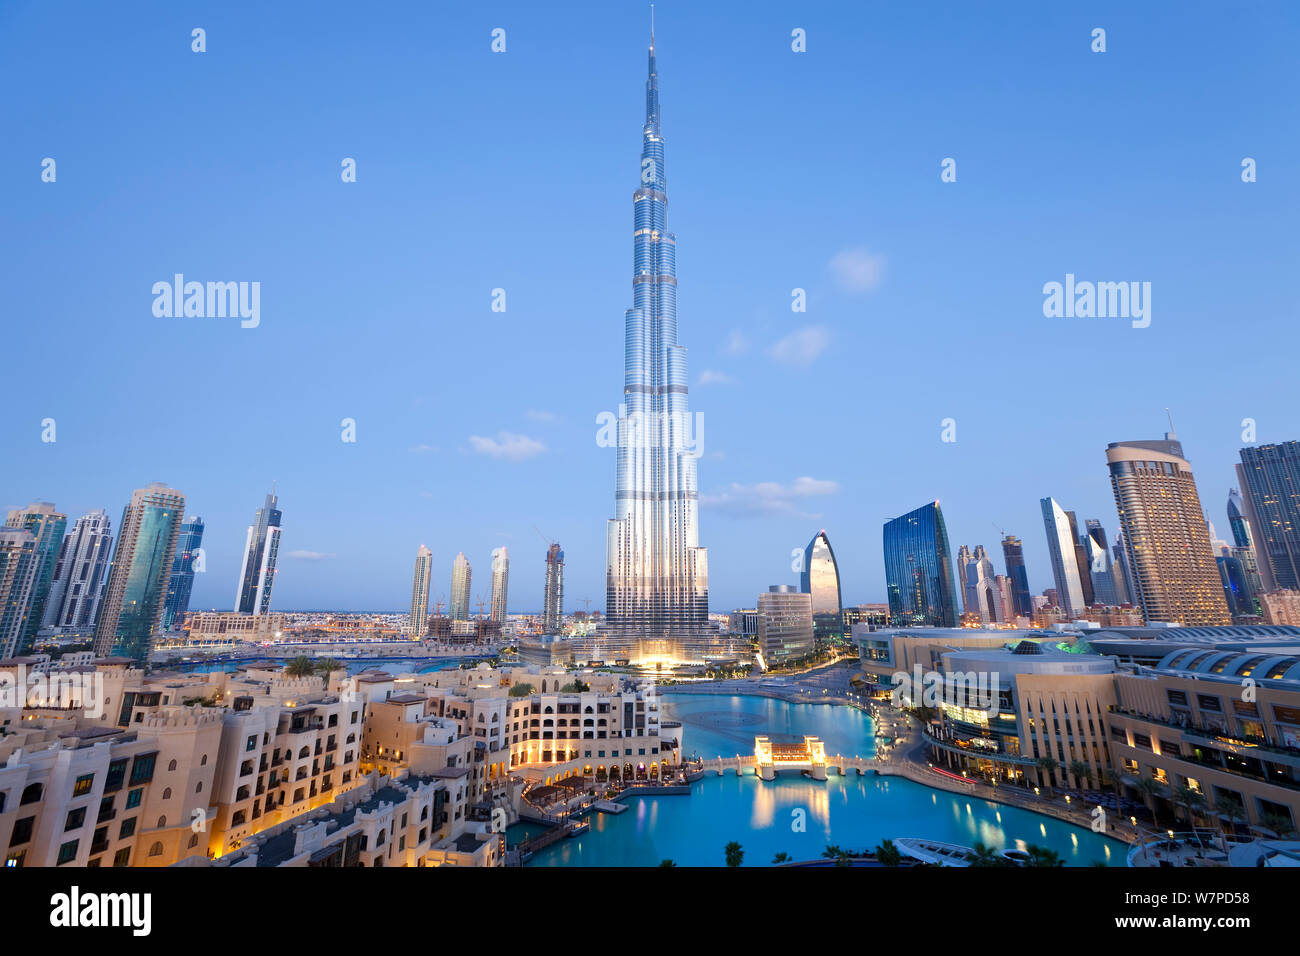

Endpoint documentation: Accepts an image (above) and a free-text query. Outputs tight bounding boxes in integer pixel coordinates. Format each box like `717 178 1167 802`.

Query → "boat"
893 838 976 867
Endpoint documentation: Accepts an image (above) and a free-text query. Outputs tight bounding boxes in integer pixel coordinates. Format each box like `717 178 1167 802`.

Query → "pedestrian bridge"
697 736 874 781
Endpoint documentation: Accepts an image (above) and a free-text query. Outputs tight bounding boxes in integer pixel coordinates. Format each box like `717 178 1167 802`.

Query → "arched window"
200 754 208 766
157 816 167 828
376 830 386 847
149 842 164 857
20 783 42 805
168 759 177 772
162 787 172 799
188 833 198 848
195 781 203 793
298 747 310 759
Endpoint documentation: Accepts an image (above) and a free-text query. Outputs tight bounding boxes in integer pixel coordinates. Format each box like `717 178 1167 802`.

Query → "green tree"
284 656 315 679
315 657 343 675
1068 759 1092 790
724 841 744 867
1034 756 1060 794
1134 777 1168 826
658 859 676 867
1024 844 1064 867
508 682 535 697
874 839 902 867
771 852 790 865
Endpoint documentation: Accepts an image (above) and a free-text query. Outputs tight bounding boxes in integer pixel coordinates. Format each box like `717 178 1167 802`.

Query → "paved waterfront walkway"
874 708 1141 846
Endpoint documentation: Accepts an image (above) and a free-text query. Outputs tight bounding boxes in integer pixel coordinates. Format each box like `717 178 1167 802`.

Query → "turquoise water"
526 693 1127 867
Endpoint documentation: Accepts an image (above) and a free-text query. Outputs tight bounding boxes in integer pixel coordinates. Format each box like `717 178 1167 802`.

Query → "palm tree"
874 839 902 867
1024 845 1064 867
658 859 677 867
771 852 790 865
1034 756 1059 795
1134 777 1168 826
724 841 744 867
1261 812 1298 838
284 656 315 679
1175 785 1206 827
1213 795 1246 837
314 657 343 675
822 844 845 859
969 842 1012 867
1068 759 1092 791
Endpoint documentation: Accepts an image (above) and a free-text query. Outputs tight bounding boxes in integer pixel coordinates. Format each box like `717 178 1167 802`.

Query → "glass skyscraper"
883 501 959 628
163 515 204 631
800 530 843 639
93 483 186 661
42 508 113 630
3 502 66 655
490 547 509 623
235 489 281 615
1238 441 1300 592
1040 497 1086 616
603 21 709 657
1000 534 1032 618
450 552 471 621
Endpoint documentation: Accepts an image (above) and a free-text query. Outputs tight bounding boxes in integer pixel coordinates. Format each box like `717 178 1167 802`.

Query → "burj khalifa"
601 17 714 665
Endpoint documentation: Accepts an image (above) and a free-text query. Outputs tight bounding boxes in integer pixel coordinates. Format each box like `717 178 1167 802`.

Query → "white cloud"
828 247 884 293
697 369 734 386
408 443 438 454
768 326 830 367
723 329 748 355
526 409 558 423
288 550 335 561
701 475 840 518
468 431 546 461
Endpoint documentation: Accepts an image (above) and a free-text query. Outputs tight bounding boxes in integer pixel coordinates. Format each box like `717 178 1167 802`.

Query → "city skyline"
4 3 1297 613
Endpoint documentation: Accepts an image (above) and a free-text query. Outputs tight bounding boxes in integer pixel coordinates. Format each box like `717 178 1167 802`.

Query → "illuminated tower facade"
604 19 710 659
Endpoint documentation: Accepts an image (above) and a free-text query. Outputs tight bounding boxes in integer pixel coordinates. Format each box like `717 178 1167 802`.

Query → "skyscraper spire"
645 8 660 134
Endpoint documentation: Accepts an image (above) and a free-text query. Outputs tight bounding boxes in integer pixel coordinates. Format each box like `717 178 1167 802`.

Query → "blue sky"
2 1 1297 613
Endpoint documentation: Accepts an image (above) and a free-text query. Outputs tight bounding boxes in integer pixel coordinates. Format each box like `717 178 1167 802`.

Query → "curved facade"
883 502 959 628
605 24 709 648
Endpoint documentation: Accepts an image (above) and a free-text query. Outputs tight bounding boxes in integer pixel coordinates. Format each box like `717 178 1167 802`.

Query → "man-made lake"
525 693 1126 867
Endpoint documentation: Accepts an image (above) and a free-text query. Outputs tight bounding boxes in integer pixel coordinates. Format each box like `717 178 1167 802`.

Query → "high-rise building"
450 552 472 621
163 516 204 631
489 547 509 623
1064 510 1095 607
4 502 66 654
42 508 113 630
234 489 281 616
543 543 564 635
1216 554 1258 620
757 585 814 664
1238 442 1300 592
0 529 38 659
1107 434 1231 625
1083 519 1119 606
408 545 433 636
1113 530 1137 607
1000 535 1032 618
800 530 843 639
883 501 960 628
603 21 710 659
1227 487 1254 549
1040 497 1085 616
93 483 186 661
959 544 1000 625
